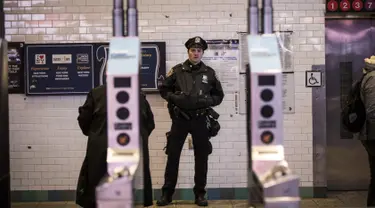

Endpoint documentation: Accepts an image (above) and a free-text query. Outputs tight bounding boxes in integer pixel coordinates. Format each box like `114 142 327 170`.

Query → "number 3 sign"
352 0 364 11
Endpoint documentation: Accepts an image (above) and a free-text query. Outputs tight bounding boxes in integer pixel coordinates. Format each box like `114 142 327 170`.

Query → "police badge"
202 75 208 83
195 37 200 43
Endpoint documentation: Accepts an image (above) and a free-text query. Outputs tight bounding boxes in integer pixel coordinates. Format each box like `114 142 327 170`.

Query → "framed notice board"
24 42 166 96
93 42 166 91
25 43 95 95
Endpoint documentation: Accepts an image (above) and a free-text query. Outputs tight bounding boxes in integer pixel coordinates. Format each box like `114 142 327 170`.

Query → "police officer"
157 36 225 207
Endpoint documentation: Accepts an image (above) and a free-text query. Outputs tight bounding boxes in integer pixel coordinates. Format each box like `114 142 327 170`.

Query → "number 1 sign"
327 0 339 11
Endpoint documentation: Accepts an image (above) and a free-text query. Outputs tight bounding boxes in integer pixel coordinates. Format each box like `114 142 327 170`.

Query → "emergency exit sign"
326 0 375 13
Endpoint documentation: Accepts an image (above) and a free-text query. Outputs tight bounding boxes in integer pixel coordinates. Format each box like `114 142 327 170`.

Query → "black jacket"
159 59 225 111
76 85 107 207
360 69 375 140
75 85 155 207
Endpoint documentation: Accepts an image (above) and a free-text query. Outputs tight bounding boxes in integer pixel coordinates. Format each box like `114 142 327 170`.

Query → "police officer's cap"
185 36 208 51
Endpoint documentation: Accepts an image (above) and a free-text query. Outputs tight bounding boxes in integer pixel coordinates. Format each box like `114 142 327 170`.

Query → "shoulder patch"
167 68 175 77
206 65 214 70
206 66 218 79
206 66 216 74
140 90 146 97
214 71 220 80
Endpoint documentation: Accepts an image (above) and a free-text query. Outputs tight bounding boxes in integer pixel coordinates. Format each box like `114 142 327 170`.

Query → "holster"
208 141 213 155
207 107 219 119
206 108 221 137
172 105 191 120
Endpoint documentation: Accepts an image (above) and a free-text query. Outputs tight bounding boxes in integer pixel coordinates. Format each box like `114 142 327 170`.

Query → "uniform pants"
362 140 375 207
161 116 211 197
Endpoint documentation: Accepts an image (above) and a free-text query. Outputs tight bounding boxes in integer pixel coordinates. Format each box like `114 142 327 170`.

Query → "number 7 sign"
365 0 375 11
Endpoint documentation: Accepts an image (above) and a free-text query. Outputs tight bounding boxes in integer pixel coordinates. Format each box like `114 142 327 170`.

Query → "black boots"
156 194 172 206
195 195 208 206
156 194 208 207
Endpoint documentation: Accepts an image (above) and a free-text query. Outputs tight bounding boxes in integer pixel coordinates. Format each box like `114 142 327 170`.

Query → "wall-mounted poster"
94 42 166 91
8 42 24 94
25 43 95 95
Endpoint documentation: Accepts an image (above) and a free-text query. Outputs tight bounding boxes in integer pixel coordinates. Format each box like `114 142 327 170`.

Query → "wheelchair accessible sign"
305 71 322 87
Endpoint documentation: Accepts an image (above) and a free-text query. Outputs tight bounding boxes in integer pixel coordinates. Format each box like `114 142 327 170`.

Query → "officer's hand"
168 91 182 102
197 95 214 107
170 93 189 108
169 94 180 103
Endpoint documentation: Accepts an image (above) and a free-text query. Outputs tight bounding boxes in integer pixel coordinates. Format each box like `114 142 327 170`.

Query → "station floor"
10 191 371 207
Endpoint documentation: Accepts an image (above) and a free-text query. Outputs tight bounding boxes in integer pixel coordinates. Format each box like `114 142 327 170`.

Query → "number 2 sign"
340 0 350 11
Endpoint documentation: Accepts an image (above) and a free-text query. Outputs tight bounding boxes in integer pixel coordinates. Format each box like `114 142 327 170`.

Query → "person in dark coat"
359 56 375 207
75 84 155 207
139 91 156 206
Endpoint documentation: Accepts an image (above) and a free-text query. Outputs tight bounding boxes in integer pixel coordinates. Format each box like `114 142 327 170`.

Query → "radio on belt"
246 0 300 208
95 0 141 207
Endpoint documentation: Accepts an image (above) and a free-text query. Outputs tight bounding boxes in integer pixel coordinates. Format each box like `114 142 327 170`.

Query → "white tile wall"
4 0 324 191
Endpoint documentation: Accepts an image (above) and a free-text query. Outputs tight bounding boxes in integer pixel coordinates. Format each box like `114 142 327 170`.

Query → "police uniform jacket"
160 59 225 112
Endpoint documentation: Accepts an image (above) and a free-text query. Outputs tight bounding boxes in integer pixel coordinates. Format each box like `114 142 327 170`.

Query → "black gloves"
169 92 214 109
197 95 214 108
169 92 193 109
168 93 180 103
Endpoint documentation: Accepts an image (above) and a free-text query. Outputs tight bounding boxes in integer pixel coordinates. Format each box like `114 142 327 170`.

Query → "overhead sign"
94 42 166 91
326 0 375 13
25 44 95 95
305 71 322 87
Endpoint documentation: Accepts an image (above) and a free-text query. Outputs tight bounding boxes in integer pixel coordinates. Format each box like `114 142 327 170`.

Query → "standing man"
76 84 107 208
157 36 225 207
75 84 155 208
360 56 375 207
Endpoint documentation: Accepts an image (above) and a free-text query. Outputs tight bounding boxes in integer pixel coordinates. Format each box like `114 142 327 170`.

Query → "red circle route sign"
340 0 351 11
327 0 338 11
365 0 375 11
353 0 364 11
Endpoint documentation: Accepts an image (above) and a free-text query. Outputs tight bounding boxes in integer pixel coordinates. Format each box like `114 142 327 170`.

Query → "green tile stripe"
10 187 324 202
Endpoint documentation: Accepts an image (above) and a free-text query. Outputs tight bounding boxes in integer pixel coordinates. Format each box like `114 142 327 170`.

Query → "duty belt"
172 105 208 120
185 108 208 118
